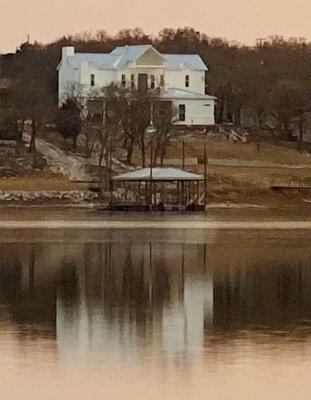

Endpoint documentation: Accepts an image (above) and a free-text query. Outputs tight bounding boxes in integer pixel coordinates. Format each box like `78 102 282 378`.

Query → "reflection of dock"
0 220 218 245
0 236 311 358
55 242 214 358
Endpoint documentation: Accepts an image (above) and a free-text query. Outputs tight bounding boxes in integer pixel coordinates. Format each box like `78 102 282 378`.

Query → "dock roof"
112 167 204 182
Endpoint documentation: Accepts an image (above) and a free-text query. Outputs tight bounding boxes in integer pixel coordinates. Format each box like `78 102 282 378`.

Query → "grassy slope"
1 134 311 205
166 138 311 165
132 136 311 205
0 171 87 191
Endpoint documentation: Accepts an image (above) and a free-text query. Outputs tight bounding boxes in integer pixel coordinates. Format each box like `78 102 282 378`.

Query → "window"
150 75 155 89
131 74 135 88
121 74 126 87
90 74 95 87
160 74 165 87
185 75 190 88
179 104 186 122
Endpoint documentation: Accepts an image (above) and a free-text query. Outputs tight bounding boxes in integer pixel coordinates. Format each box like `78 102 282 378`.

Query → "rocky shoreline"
0 190 100 203
0 189 310 210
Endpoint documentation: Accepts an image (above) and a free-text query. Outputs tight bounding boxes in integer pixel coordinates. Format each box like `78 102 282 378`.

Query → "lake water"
0 207 311 399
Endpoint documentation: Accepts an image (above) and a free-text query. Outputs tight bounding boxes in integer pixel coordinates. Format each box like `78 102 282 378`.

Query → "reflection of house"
55 242 213 359
58 45 215 126
1 236 311 358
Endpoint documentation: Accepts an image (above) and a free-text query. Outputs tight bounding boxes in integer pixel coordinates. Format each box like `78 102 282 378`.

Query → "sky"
0 0 311 52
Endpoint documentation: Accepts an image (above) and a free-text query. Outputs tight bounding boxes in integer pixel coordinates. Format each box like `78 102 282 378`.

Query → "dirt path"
24 133 130 181
24 133 88 180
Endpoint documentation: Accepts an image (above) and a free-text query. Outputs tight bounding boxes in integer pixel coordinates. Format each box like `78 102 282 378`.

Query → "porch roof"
161 88 216 100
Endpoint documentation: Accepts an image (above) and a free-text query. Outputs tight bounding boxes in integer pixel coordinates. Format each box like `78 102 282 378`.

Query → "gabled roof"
112 167 204 182
62 44 207 71
110 44 165 68
164 54 207 71
110 44 154 58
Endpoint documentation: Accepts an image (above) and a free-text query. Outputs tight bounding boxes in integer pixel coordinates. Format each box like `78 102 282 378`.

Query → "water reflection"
0 238 311 347
1 235 311 398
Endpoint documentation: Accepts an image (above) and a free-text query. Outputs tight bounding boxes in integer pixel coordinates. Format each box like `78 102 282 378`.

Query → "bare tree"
153 101 175 165
55 97 82 152
102 84 151 167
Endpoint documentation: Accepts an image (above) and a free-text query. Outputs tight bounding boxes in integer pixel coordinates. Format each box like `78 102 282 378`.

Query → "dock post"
138 182 141 205
145 181 148 205
149 138 154 206
181 140 185 205
108 137 113 205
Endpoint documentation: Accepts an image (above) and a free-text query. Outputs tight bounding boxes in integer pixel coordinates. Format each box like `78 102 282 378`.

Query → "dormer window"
160 74 165 87
150 75 155 89
121 74 126 87
90 74 95 87
185 75 190 88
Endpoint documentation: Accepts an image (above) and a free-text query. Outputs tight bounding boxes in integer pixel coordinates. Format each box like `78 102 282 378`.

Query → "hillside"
1 132 311 207
130 135 311 205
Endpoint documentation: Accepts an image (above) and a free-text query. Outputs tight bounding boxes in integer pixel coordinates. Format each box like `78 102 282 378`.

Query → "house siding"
173 99 215 126
165 70 206 95
58 45 215 126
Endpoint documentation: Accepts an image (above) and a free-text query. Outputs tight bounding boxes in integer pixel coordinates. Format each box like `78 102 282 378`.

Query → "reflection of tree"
57 265 79 308
84 243 172 339
0 261 21 303
1 240 311 342
213 265 242 330
0 244 57 331
56 264 80 336
213 261 311 331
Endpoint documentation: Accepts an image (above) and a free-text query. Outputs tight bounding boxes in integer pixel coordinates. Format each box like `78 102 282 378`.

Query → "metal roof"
110 45 165 68
162 88 216 100
112 167 204 182
110 44 155 58
164 54 207 71
66 45 207 71
67 53 121 70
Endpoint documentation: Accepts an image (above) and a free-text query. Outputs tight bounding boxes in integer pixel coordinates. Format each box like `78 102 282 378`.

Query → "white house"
58 44 215 126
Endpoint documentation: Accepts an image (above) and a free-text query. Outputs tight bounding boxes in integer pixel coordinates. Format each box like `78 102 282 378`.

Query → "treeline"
3 27 311 133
